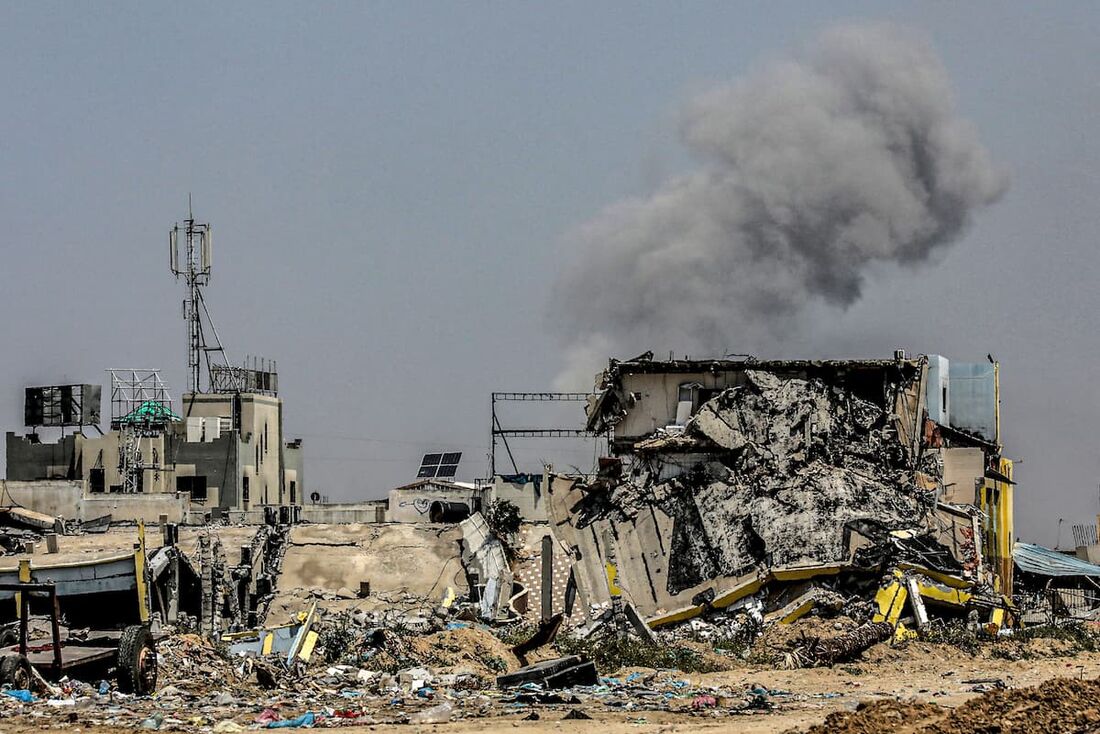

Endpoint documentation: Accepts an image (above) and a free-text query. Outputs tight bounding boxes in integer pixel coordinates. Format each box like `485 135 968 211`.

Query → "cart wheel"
0 654 33 691
116 625 157 695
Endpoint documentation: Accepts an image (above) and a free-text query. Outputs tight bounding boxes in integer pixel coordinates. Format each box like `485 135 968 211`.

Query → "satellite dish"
309 491 321 504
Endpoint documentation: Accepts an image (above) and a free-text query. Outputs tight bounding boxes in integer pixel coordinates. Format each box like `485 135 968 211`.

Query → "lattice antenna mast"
170 199 230 393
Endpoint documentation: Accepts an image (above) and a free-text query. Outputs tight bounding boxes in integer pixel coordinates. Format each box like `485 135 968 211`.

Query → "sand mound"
803 676 1100 734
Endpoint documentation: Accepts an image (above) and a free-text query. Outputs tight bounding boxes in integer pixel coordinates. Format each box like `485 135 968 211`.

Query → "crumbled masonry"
585 370 936 591
551 355 1025 647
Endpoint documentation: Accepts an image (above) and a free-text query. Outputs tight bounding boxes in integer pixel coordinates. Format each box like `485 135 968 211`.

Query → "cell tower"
170 198 230 393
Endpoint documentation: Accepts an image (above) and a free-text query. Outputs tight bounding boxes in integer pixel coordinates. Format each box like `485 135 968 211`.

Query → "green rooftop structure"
117 400 180 425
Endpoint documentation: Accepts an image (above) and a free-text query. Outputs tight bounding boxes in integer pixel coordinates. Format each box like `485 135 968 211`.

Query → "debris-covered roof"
1013 542 1100 577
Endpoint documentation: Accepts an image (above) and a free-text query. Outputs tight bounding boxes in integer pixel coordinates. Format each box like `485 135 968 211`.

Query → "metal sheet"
948 362 997 442
1013 542 1100 578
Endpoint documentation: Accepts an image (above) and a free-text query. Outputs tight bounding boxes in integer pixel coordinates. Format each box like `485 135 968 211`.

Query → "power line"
297 432 485 450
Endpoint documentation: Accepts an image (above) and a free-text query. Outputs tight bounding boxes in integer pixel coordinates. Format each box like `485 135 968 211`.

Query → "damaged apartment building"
4 369 304 524
2 208 305 525
546 352 1016 635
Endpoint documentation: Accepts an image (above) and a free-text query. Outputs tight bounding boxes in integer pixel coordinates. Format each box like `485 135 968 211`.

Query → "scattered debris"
497 655 598 690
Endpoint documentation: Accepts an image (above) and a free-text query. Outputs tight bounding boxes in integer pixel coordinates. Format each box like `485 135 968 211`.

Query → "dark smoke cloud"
553 22 1007 388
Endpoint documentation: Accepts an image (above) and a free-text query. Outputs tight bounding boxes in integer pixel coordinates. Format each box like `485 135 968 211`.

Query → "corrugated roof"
1013 542 1100 577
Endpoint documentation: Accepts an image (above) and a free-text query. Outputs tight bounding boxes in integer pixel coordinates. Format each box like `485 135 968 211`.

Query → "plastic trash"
98 680 111 695
3 690 34 703
266 712 316 729
254 708 281 725
691 695 717 710
213 721 244 733
398 667 432 685
141 713 164 729
410 702 453 724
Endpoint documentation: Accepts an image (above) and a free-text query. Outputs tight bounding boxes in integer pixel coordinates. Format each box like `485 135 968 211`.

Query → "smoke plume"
553 22 1007 388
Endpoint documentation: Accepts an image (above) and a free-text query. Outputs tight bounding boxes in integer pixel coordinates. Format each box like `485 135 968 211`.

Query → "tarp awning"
1013 542 1100 578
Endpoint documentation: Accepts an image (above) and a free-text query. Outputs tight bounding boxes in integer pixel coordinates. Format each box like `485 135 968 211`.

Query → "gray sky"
1 2 1097 546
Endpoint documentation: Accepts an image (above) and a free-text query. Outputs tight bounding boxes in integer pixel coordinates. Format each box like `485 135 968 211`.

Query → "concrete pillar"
540 534 554 621
167 552 180 624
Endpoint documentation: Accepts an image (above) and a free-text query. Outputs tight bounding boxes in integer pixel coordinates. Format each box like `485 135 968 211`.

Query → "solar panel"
417 451 462 479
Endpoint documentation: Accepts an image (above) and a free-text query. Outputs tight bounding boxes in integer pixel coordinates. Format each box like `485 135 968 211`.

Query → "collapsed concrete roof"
585 355 926 435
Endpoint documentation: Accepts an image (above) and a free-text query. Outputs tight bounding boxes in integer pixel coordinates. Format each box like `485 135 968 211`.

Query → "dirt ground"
2 645 1095 733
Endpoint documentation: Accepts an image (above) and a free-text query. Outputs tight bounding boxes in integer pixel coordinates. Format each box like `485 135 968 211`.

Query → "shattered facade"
548 354 1016 632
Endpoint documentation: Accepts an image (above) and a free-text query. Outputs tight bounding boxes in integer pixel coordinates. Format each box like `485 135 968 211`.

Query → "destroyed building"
544 352 1016 633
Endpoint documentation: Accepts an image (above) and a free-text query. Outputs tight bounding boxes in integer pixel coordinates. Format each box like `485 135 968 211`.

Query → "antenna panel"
202 227 212 274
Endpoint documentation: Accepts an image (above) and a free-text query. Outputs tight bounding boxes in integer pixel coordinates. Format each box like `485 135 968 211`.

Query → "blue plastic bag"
3 690 35 703
267 712 315 729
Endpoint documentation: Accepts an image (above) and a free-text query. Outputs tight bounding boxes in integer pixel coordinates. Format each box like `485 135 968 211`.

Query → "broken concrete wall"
931 502 984 580
941 447 984 506
459 512 514 621
267 523 468 621
299 501 387 524
5 432 80 480
489 475 548 522
1 480 191 523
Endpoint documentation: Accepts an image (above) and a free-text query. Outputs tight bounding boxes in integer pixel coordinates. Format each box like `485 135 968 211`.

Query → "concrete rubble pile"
549 355 1014 653
590 370 939 587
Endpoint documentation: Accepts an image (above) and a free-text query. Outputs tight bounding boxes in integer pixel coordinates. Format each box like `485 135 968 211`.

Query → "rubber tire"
0 628 18 648
116 625 157 695
0 654 33 691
